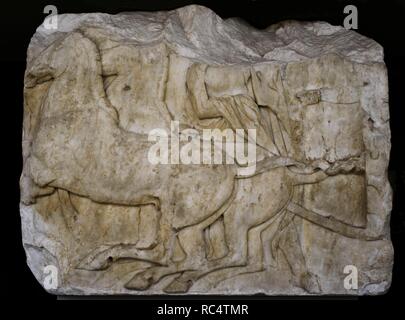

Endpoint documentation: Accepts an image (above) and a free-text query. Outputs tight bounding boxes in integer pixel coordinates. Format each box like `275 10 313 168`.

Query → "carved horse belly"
170 164 236 230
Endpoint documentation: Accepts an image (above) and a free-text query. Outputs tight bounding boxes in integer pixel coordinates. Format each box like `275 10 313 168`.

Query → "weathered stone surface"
20 5 393 295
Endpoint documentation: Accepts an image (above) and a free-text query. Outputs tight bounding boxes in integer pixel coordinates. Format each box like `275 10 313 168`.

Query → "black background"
2 0 404 311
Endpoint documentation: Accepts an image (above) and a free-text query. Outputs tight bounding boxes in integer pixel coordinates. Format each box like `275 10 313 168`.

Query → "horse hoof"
76 252 114 271
125 272 154 290
301 272 321 294
164 277 193 293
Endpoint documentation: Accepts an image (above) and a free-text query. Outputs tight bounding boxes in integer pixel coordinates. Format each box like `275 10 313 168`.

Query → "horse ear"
24 33 84 88
25 66 55 88
24 37 64 88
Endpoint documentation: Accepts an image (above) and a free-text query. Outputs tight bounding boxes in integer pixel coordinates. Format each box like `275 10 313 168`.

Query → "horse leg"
273 213 321 293
77 200 173 270
208 211 284 289
125 264 181 291
163 203 250 293
76 242 166 271
125 223 208 290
